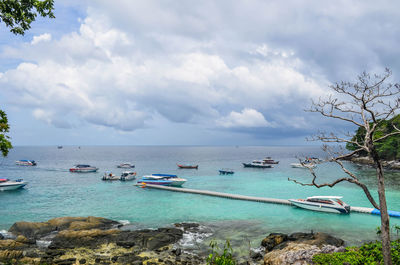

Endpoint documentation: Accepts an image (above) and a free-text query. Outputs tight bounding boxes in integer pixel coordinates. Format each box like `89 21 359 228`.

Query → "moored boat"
0 178 28 191
15 160 36 166
177 164 198 169
102 173 120 181
243 160 273 168
69 164 99 173
120 171 136 181
290 163 316 169
289 196 350 214
117 163 135 168
263 157 279 164
219 169 234 175
137 174 186 187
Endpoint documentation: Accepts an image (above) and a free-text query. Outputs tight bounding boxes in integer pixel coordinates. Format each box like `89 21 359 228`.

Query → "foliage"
346 114 400 160
312 240 400 265
0 0 55 35
0 110 12 157
206 239 236 265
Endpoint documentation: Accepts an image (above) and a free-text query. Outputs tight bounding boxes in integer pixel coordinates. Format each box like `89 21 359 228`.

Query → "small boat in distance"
69 164 99 173
102 173 120 181
290 163 316 169
117 163 135 168
219 169 234 175
0 178 28 191
177 164 198 169
289 196 350 214
243 160 273 168
263 157 279 164
57 146 63 149
15 160 36 166
137 174 186 187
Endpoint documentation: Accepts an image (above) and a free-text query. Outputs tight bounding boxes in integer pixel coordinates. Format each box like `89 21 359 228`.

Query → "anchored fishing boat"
289 196 350 214
120 171 136 181
290 163 316 169
137 174 186 187
219 169 234 175
0 179 28 191
177 164 198 169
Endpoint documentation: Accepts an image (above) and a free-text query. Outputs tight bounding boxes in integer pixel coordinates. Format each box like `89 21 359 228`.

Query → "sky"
1 0 400 146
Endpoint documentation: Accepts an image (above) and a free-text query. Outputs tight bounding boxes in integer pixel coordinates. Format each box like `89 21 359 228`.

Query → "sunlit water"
1 146 400 250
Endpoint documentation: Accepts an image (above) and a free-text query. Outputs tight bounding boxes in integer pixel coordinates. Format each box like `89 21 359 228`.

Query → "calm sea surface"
1 146 400 247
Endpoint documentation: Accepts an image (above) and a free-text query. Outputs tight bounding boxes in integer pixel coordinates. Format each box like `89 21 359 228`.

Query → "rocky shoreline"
347 155 400 170
0 216 346 265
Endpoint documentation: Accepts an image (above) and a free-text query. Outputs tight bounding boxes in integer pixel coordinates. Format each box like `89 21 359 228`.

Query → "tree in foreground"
0 0 54 35
0 110 12 156
289 68 400 265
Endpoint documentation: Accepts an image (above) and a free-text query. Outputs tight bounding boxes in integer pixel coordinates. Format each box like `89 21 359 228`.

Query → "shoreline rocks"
347 155 400 170
1 216 347 265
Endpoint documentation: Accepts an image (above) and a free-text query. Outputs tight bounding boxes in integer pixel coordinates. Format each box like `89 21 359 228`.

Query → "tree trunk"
374 157 392 265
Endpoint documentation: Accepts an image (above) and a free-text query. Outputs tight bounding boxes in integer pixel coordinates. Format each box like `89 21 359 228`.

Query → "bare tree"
289 68 400 265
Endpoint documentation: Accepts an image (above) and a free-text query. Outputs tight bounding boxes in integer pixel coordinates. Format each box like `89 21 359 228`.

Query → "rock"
49 229 120 249
15 235 35 244
262 232 345 265
79 258 87 264
0 233 4 240
0 249 24 260
261 233 288 251
54 257 77 265
9 216 120 239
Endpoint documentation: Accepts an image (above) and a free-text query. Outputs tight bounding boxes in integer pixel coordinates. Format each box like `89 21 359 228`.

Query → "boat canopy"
307 196 343 200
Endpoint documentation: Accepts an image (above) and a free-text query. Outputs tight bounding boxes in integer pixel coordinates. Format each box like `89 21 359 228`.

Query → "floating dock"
138 184 400 218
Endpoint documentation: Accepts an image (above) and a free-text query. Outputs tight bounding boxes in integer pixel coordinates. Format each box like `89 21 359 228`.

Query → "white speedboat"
70 164 99 173
117 163 135 168
290 163 316 169
0 179 28 191
16 160 36 166
137 174 186 187
289 196 350 214
120 171 136 181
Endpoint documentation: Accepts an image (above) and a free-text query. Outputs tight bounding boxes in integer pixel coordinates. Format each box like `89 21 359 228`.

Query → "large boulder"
261 232 345 265
9 216 120 239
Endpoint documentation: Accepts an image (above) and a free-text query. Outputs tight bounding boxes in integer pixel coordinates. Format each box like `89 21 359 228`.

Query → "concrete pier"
137 184 400 218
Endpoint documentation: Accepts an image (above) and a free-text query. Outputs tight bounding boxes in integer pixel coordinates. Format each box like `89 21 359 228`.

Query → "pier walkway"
138 184 400 218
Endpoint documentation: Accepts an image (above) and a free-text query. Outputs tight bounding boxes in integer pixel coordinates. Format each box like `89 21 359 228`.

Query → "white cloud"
31 33 52 45
217 108 273 128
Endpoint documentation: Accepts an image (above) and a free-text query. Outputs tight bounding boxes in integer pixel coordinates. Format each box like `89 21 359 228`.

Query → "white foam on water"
118 220 130 225
178 225 213 248
0 230 15 239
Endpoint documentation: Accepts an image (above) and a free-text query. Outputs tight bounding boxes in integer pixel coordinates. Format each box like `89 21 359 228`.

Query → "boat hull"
138 179 185 187
70 168 98 173
243 163 272 168
289 199 349 214
0 182 27 191
177 164 198 169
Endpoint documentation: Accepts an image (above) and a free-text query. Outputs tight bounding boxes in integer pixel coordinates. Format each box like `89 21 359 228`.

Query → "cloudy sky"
1 0 399 146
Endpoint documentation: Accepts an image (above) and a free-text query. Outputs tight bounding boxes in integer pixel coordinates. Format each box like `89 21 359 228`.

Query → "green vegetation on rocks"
346 114 400 160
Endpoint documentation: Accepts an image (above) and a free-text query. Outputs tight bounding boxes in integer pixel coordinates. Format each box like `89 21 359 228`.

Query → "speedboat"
177 164 198 169
243 160 273 168
120 171 136 181
137 174 186 187
263 157 279 164
15 160 36 166
69 164 99 173
290 163 316 169
289 196 350 214
117 163 135 168
219 169 234 175
0 179 28 191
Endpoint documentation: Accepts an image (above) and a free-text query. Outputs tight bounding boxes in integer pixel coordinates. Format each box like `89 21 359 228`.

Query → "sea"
1 145 400 251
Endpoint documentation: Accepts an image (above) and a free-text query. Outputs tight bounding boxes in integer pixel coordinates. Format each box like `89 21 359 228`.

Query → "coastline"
346 156 400 170
0 216 346 265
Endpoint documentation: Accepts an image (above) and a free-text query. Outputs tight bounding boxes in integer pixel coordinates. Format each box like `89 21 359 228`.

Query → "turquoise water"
1 146 400 246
